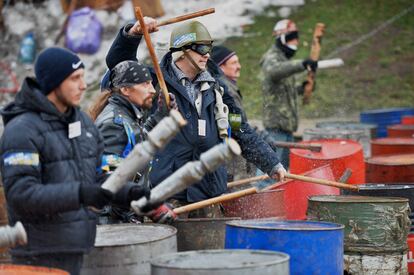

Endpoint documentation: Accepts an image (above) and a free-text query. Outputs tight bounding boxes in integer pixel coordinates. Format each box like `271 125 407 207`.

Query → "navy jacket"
0 78 103 256
105 26 280 202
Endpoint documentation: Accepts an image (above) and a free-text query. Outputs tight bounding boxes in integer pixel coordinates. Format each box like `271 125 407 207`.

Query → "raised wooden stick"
135 7 170 107
303 23 325 105
157 8 215 27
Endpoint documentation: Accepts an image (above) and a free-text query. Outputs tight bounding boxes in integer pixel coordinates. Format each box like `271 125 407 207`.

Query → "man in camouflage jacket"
260 19 318 168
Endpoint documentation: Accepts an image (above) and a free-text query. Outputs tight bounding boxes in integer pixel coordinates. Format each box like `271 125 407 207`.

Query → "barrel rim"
355 184 414 190
150 249 290 270
0 264 69 274
316 121 377 129
366 154 414 165
309 195 409 203
360 107 414 115
94 223 177 247
291 139 363 159
173 217 241 223
225 219 344 231
371 137 414 145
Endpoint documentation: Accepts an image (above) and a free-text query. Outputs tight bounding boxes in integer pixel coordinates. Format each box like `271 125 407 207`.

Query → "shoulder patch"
3 152 40 167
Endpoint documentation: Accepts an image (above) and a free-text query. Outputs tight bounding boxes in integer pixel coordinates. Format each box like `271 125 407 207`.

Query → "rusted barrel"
360 107 414 137
371 137 414 156
316 121 377 157
402 115 414 125
81 224 177 275
270 164 338 220
303 127 371 157
222 190 285 219
0 264 68 274
307 195 410 274
290 139 365 184
408 234 414 274
366 153 414 183
171 217 240 251
150 250 290 275
388 124 414 138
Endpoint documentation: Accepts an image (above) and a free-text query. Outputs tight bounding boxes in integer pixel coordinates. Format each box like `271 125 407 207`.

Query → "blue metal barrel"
225 220 344 275
360 107 414 137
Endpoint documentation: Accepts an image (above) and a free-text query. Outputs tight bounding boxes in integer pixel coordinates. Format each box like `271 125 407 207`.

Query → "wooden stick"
272 141 322 152
303 23 325 105
227 175 268 188
135 7 170 107
157 8 215 27
176 171 359 215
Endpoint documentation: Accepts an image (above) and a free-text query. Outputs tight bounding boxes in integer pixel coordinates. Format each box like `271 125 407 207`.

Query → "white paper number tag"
198 119 206 136
68 121 81 139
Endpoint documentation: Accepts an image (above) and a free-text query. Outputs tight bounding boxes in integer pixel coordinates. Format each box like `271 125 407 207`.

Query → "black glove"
302 59 318 72
79 184 113 209
127 184 151 203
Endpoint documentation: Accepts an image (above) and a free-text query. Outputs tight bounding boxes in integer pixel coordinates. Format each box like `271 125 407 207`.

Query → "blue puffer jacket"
0 78 103 256
105 26 280 202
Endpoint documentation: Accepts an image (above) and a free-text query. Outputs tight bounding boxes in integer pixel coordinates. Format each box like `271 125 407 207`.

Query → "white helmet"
272 19 297 37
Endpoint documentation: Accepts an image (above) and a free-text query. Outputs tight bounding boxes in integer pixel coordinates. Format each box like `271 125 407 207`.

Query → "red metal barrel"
270 164 339 220
371 138 414 156
402 116 414 125
408 234 414 274
0 265 68 274
388 124 414 138
222 189 285 219
366 154 414 183
290 139 365 184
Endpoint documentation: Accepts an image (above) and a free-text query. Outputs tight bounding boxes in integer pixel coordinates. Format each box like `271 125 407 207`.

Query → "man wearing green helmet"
104 17 286 216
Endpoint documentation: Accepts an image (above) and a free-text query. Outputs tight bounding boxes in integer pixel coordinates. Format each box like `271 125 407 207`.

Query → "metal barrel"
290 139 365 185
365 153 414 183
150 249 290 275
81 224 177 275
0 264 69 274
371 137 414 156
307 195 410 253
316 121 377 157
360 107 414 138
387 124 414 138
222 189 286 220
171 217 240 251
225 219 344 275
303 127 371 157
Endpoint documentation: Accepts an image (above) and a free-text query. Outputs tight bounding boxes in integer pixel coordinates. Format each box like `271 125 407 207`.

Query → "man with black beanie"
260 19 318 169
0 47 151 274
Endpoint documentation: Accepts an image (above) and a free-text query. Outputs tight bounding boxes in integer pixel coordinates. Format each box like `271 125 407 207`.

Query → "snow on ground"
0 0 303 92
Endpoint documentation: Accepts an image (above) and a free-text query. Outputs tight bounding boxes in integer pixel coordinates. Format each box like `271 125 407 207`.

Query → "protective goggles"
188 43 213 55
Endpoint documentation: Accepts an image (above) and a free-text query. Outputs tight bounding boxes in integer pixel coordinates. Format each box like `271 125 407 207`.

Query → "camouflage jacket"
260 45 305 133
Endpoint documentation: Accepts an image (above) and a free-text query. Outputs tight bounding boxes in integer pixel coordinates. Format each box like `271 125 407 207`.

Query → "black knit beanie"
210 45 236 66
34 47 84 94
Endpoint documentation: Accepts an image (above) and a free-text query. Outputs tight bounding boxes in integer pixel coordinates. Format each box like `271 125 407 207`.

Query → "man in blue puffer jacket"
102 18 287 215
0 47 152 274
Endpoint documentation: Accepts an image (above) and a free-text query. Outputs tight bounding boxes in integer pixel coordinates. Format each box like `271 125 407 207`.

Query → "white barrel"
344 252 407 275
81 224 177 275
151 249 290 275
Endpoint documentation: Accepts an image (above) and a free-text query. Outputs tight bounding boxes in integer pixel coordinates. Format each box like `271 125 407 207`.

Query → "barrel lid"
366 154 414 165
291 139 362 160
94 224 177 247
361 107 414 115
151 249 290 269
226 219 344 231
309 195 409 203
316 121 377 129
371 137 414 145
388 124 414 130
357 184 414 190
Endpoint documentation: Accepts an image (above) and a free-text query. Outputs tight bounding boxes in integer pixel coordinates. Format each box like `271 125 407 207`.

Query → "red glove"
148 203 177 224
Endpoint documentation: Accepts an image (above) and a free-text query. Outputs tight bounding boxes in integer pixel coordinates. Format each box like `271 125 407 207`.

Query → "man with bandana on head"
259 19 318 169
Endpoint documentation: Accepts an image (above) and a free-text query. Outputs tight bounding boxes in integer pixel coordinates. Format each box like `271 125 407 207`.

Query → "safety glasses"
188 44 213 55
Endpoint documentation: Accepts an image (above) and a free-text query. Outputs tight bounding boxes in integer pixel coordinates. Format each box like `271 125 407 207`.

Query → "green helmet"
170 21 213 50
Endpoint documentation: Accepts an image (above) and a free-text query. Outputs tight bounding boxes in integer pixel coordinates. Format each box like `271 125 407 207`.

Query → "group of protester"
0 16 317 275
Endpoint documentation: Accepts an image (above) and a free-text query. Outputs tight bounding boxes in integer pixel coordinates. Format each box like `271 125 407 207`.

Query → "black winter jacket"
0 78 103 256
